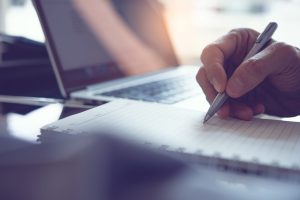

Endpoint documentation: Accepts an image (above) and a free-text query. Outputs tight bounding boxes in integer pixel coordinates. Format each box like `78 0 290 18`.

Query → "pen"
203 22 278 123
0 95 95 109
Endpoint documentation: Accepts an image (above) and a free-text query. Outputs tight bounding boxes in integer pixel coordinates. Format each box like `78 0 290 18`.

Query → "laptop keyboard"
98 75 201 104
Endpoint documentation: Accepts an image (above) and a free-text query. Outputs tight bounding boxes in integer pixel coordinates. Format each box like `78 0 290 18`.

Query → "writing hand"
197 28 300 120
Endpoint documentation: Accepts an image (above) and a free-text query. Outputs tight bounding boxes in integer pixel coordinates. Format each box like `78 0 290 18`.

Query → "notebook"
40 100 300 181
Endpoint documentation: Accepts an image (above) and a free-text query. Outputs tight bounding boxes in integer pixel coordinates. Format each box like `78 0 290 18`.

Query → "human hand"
197 28 300 120
73 0 168 76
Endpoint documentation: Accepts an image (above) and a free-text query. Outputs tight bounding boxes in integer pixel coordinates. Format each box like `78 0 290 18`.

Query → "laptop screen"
33 0 178 97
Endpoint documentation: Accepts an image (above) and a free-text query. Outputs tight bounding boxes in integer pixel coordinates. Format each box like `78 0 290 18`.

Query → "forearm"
73 0 167 74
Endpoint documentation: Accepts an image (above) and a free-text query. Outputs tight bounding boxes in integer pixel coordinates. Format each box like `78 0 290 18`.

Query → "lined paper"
42 100 300 169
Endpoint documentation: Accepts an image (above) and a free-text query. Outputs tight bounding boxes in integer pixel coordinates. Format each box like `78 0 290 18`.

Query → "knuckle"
226 31 239 41
229 28 256 34
228 28 250 39
226 31 244 48
229 29 260 47
273 42 300 66
229 28 244 35
230 28 258 35
273 42 296 55
273 42 288 50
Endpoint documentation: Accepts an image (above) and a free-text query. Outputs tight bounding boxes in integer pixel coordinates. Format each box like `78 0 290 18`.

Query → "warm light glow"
3 0 300 65
161 0 300 65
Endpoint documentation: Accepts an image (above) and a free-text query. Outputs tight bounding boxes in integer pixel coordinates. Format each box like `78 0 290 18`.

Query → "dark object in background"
0 134 186 200
1 134 299 200
0 33 48 63
0 34 61 114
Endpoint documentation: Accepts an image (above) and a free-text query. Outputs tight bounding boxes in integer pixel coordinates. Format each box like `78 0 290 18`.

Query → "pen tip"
203 114 211 124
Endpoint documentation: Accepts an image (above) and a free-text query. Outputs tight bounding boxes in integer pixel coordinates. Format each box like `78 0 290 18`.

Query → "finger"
200 29 258 93
197 67 231 118
217 103 230 119
230 102 254 121
196 67 217 103
253 103 265 115
226 42 290 98
200 32 239 92
203 62 227 93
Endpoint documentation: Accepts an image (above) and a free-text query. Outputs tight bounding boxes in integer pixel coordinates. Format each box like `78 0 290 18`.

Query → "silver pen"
0 95 95 109
203 22 278 123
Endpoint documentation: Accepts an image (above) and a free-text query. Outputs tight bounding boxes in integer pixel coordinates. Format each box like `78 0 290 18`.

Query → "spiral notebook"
40 100 300 180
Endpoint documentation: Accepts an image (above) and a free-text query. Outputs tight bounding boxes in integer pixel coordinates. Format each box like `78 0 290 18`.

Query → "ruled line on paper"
43 100 300 168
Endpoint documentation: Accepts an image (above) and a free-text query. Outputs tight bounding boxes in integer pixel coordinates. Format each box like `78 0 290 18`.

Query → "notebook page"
42 100 300 169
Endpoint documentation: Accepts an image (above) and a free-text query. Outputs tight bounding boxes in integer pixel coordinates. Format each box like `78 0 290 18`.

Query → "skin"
73 0 168 75
197 28 300 120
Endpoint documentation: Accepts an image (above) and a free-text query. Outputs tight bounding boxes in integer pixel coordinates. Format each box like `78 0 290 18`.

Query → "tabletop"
0 102 91 142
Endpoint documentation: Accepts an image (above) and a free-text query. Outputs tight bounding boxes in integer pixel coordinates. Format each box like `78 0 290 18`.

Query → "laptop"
32 0 205 109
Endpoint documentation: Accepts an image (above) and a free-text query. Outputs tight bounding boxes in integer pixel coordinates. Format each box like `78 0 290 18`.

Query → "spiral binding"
40 126 300 184
143 142 300 183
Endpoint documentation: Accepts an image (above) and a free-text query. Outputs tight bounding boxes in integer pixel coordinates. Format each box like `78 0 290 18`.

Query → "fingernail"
212 78 222 92
228 77 244 97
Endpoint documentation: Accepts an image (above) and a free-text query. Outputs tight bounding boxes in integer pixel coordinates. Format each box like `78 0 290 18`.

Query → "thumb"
226 44 282 98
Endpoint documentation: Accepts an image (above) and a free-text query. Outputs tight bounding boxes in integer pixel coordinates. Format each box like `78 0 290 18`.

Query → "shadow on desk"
0 134 299 200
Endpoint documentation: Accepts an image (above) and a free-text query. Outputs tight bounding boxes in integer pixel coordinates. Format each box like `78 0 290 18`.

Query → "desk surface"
1 99 300 142
0 101 300 199
0 102 90 142
0 103 59 141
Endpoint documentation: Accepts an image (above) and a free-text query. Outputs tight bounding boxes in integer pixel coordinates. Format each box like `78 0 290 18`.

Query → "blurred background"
1 0 300 65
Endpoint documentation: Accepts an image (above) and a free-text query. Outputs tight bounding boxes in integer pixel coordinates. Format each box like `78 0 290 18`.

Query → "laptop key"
98 76 200 104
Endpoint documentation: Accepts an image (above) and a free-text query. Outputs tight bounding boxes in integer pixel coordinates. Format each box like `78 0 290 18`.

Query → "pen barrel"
244 45 262 61
207 92 228 116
